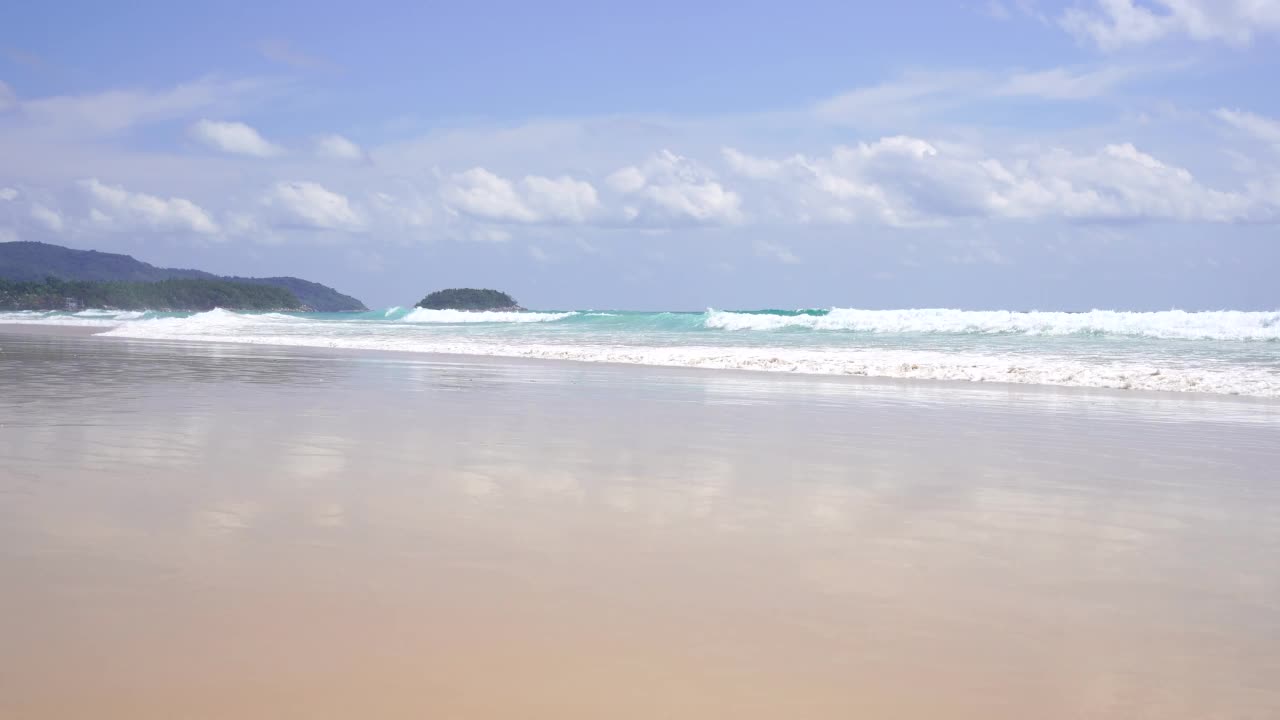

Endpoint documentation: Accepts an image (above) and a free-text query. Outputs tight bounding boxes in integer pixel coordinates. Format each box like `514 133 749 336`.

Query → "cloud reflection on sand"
2 331 1279 719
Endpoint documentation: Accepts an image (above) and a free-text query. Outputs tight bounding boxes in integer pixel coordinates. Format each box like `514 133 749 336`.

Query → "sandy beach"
2 327 1278 719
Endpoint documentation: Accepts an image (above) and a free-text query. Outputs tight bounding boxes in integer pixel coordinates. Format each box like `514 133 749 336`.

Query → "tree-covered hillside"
0 277 304 311
416 288 520 310
0 242 366 311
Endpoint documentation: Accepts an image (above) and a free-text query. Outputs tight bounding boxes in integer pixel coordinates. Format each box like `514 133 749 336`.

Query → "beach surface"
2 328 1278 719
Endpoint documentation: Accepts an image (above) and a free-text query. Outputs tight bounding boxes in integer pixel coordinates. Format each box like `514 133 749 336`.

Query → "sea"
3 306 1279 397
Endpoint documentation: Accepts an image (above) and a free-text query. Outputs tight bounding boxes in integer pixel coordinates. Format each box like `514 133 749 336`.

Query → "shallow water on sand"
2 331 1279 719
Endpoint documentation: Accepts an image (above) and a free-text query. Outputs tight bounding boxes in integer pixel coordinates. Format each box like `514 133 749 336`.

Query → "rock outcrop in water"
416 288 522 311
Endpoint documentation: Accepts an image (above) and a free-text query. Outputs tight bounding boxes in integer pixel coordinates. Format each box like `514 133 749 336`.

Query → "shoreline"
4 324 1278 719
0 323 111 337
4 323 1277 412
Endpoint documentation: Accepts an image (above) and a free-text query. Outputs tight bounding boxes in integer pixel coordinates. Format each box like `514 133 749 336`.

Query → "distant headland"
0 242 367 312
0 276 305 312
417 288 522 312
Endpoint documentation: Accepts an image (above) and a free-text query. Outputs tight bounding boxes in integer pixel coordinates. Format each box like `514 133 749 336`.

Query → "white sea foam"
102 307 283 333
98 310 1280 397
0 308 136 325
399 308 576 323
704 308 1280 341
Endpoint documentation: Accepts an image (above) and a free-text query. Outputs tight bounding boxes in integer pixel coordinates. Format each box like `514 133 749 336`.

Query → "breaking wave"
703 308 1280 341
399 308 577 323
5 306 1275 397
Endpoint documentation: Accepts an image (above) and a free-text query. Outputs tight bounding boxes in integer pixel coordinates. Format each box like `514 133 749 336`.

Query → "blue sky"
2 0 1278 310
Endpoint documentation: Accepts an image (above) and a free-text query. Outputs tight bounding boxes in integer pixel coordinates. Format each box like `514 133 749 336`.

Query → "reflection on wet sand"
1 331 1278 719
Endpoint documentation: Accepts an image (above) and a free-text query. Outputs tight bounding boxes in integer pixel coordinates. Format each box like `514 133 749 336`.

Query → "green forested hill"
417 288 520 310
0 242 366 311
0 277 304 311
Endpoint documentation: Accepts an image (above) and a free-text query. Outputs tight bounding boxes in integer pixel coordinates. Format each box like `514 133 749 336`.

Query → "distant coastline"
0 241 367 312
0 276 305 312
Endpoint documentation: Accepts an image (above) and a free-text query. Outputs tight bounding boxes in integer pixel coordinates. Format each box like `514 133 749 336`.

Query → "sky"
1 0 1278 311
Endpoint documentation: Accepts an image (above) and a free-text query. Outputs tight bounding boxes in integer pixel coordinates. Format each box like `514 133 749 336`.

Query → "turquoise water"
4 307 1279 396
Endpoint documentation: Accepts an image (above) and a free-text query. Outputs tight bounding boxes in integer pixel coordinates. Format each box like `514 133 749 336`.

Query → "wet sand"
2 329 1278 719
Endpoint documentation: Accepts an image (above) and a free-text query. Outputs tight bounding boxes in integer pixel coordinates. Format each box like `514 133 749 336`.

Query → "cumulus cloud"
29 203 64 232
262 181 363 230
190 119 282 157
607 150 743 225
723 142 909 226
316 134 366 161
81 178 219 234
724 137 1269 226
1060 0 1280 50
442 168 600 224
0 188 17 201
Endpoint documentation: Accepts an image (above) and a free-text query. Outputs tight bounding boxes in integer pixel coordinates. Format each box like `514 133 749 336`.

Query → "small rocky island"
416 288 523 311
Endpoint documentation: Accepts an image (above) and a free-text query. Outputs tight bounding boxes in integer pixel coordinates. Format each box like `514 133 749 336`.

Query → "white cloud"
724 137 1268 226
522 175 601 224
722 142 910 226
995 65 1140 100
190 119 283 157
1061 0 1280 50
263 181 363 230
81 178 218 234
607 150 743 225
1216 108 1280 149
18 77 269 138
988 143 1255 222
812 64 1147 126
0 188 17 201
316 134 366 161
29 203 64 232
812 71 984 125
442 168 600 224
721 148 783 180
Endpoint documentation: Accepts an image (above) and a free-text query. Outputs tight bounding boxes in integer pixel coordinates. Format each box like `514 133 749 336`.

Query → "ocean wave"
704 308 1280 340
99 318 1280 397
399 308 577 323
103 308 295 333
0 310 141 326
